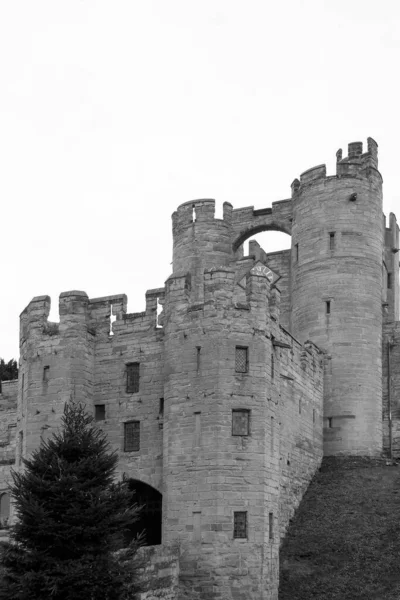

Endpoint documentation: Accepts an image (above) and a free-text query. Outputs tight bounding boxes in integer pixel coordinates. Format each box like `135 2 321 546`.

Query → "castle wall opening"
125 479 162 546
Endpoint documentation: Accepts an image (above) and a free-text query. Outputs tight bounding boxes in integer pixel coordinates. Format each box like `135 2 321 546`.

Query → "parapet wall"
292 138 380 194
18 287 166 490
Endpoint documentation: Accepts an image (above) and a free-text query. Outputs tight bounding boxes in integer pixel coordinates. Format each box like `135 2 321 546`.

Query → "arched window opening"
0 493 10 528
124 479 162 547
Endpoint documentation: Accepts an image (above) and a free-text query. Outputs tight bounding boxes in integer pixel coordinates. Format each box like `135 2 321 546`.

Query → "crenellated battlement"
172 199 233 231
292 137 381 194
20 287 166 347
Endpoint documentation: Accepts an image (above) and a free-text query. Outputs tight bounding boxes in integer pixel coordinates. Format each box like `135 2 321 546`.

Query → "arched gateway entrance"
124 479 162 546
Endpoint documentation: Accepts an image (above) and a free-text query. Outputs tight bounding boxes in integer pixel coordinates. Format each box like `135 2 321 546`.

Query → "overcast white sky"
1 0 399 360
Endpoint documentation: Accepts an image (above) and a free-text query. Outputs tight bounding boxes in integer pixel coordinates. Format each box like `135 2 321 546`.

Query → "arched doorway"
125 479 162 546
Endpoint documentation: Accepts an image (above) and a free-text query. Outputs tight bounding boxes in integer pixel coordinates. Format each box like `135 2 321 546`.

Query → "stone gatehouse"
0 137 398 599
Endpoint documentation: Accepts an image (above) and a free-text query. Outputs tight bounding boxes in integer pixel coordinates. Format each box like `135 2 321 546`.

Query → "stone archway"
230 199 293 253
232 222 292 252
125 479 162 546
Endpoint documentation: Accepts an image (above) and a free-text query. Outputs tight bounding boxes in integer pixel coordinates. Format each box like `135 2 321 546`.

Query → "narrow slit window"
235 346 248 373
269 512 274 540
326 301 331 315
270 416 274 454
95 404 105 421
232 409 250 436
124 421 140 452
271 352 275 380
159 398 164 417
388 273 392 289
196 346 201 373
233 511 247 539
328 417 333 429
329 232 335 250
299 398 301 414
126 363 140 393
193 511 201 542
295 243 299 262
313 409 316 423
18 431 23 466
43 366 50 382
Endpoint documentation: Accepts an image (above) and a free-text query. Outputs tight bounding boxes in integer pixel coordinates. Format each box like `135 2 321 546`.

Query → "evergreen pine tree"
0 401 143 600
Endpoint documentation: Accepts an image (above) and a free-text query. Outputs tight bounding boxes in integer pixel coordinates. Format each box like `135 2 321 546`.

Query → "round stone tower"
291 138 383 456
172 199 234 301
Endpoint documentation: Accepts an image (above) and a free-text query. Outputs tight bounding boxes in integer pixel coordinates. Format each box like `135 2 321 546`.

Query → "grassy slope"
279 457 400 600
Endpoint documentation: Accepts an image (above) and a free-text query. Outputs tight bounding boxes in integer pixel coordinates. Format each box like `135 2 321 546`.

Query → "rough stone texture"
291 140 383 456
1 136 398 598
136 545 179 600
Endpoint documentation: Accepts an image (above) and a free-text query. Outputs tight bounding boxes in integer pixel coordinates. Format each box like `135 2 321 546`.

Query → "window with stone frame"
126 362 140 393
232 409 250 436
124 421 140 452
235 346 248 373
233 511 247 539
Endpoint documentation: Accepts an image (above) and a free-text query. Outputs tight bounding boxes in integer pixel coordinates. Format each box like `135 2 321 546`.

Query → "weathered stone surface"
1 136 398 599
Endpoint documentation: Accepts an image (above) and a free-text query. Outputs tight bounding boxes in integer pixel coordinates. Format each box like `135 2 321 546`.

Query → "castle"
0 137 398 599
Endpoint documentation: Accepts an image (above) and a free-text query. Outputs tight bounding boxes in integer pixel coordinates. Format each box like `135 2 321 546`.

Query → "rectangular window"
95 404 105 421
234 511 247 539
232 409 250 436
269 512 274 540
126 363 140 393
295 243 299 262
388 273 392 289
327 417 333 429
43 366 50 382
329 232 335 250
235 346 248 373
124 421 140 452
159 398 164 417
326 300 331 315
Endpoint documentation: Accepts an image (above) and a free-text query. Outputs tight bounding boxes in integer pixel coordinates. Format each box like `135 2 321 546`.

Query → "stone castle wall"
291 139 383 456
0 136 397 599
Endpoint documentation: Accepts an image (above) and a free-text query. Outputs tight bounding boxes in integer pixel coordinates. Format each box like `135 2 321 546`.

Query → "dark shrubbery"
0 401 142 600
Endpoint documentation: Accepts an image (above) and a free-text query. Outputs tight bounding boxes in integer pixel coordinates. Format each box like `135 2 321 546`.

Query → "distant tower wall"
291 139 383 456
384 212 400 323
